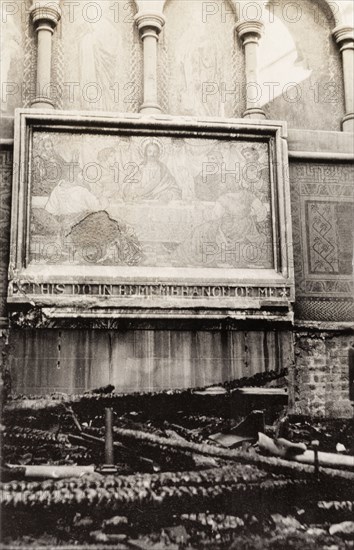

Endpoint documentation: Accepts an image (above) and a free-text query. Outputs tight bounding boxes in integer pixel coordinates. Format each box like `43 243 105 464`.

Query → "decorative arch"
162 0 238 20
136 1 164 14
266 0 346 27
259 0 345 130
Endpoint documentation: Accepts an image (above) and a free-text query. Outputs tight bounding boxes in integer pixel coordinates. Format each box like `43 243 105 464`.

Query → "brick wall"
292 331 354 418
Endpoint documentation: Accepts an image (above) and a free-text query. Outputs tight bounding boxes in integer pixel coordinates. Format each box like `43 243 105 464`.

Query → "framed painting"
8 110 294 326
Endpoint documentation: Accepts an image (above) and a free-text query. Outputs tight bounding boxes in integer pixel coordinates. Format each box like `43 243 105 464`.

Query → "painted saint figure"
76 14 120 110
178 36 223 117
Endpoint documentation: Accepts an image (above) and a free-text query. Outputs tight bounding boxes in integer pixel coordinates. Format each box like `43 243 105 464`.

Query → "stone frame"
8 109 294 326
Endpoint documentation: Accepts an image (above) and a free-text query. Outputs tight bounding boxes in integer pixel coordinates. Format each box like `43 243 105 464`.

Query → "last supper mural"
29 133 273 269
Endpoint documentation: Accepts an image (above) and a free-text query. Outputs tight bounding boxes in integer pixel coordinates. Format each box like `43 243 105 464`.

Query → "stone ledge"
294 320 354 333
1 117 353 155
288 128 354 155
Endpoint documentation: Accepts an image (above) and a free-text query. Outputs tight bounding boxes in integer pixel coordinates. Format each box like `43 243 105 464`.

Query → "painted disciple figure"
241 146 269 198
32 138 67 195
168 138 195 200
90 147 119 200
194 148 236 201
45 171 103 217
91 139 137 200
125 142 182 202
177 182 269 268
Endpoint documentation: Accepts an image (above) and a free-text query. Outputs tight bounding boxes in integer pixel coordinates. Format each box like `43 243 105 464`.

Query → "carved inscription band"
12 283 291 299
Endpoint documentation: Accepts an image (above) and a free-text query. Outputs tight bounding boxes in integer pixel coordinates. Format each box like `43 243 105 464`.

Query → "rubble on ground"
1 370 354 548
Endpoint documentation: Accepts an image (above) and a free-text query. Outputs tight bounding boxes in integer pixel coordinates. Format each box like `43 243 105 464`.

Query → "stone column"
333 25 354 133
30 0 61 109
135 12 165 114
235 20 266 119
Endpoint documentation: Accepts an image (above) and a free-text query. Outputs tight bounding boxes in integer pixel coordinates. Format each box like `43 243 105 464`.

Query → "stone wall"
0 0 353 416
6 329 293 395
1 128 353 416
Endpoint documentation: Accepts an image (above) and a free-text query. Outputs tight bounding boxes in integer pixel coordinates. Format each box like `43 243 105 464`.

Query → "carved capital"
342 113 354 132
31 96 55 109
235 19 264 43
333 25 354 51
243 107 266 119
30 1 61 31
134 12 165 37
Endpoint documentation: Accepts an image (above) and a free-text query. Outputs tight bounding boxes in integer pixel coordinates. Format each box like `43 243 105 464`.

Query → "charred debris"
1 368 354 548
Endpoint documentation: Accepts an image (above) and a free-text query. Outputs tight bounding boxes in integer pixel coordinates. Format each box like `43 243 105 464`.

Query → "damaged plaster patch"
66 210 143 266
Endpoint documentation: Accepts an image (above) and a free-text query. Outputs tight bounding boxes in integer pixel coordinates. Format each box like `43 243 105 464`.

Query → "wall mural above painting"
0 0 30 115
8 111 294 324
30 132 272 270
60 0 141 112
161 0 244 117
259 0 344 131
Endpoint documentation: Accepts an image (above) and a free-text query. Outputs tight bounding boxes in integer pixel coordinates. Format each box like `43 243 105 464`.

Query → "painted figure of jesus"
126 142 182 203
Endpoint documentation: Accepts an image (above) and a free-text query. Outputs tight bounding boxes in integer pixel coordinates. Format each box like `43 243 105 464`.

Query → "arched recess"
259 0 345 130
160 0 245 117
59 0 142 112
